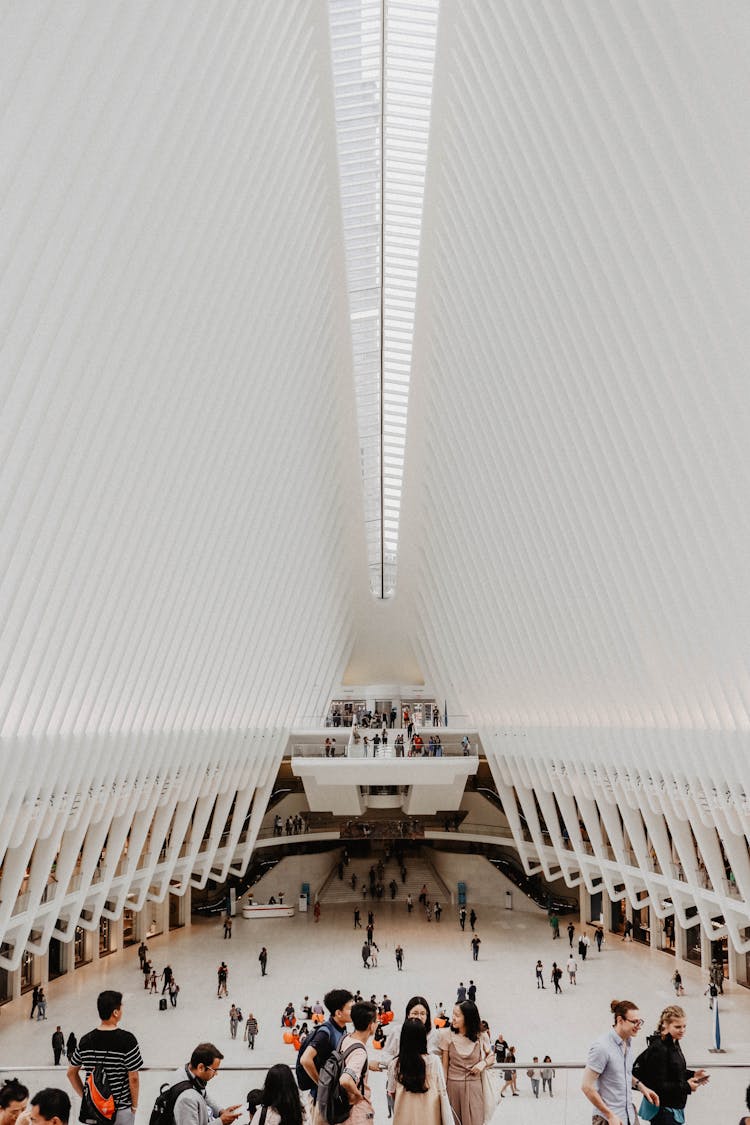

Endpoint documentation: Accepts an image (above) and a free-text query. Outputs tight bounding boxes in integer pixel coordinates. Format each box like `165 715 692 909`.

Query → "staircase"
320 848 451 907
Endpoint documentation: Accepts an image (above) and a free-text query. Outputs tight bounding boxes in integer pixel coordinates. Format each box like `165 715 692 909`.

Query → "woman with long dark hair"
440 1001 494 1125
633 1005 709 1123
387 1019 452 1125
250 1064 304 1125
380 995 440 1065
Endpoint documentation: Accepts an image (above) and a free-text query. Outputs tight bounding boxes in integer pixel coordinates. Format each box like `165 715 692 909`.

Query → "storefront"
74 926 91 967
711 929 729 979
169 894 184 931
632 904 650 945
685 921 702 965
48 937 66 980
20 950 34 992
123 908 137 947
610 897 626 935
0 944 12 1004
99 917 114 957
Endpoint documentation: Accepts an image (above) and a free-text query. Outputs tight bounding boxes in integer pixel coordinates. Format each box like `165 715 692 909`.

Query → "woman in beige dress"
388 1019 453 1125
440 1002 494 1125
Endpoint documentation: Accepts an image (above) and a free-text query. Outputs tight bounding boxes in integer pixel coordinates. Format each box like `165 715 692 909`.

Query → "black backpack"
80 1061 116 1125
316 1042 365 1125
295 1023 333 1091
148 1077 197 1125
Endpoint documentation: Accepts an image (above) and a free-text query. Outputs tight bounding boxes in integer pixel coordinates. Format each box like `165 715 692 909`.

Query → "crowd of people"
6 961 746 1125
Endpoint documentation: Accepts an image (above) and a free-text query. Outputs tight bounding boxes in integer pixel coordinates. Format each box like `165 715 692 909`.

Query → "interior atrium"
1 2 749 1120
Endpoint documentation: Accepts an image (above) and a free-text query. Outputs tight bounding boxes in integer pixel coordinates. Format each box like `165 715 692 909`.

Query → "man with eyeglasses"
172 1044 242 1125
581 1000 659 1125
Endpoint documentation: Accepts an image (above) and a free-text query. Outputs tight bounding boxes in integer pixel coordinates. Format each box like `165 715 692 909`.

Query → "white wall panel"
0 0 368 965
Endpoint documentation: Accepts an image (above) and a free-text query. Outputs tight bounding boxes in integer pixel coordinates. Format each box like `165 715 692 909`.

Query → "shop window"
122 909 137 947
20 950 34 992
49 938 66 980
99 918 114 957
0 943 12 1004
74 926 91 967
685 923 702 965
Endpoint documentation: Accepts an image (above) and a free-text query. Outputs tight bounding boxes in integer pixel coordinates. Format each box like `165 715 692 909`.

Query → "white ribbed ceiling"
2 0 748 746
400 0 750 738
0 0 369 741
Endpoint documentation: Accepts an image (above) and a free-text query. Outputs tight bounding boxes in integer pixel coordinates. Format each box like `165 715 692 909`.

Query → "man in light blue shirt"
581 1000 659 1125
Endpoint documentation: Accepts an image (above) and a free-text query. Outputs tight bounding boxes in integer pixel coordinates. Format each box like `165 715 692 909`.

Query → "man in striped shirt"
67 991 143 1125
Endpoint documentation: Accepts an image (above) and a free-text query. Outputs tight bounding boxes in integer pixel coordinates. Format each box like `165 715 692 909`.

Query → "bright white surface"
0 905 747 1124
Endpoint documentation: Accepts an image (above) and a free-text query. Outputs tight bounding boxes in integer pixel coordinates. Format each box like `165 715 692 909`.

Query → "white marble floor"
1 902 747 1124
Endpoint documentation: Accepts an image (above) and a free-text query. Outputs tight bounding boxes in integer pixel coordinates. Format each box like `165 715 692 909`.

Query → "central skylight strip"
329 0 438 597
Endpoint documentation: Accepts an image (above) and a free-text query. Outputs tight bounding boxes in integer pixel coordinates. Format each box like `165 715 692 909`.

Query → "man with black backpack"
67 991 142 1125
296 989 353 1117
333 1001 377 1125
166 1043 241 1125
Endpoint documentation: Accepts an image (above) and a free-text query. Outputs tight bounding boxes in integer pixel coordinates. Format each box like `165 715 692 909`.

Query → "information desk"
242 903 295 920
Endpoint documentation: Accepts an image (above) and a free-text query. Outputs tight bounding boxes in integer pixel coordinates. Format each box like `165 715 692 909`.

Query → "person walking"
149 969 158 994
581 932 590 960
161 965 173 995
36 987 48 1020
137 942 148 970
632 1004 709 1125
258 947 268 977
540 1057 554 1097
551 962 563 994
535 960 545 989
566 956 577 985
395 945 404 971
229 1005 240 1040
469 909 477 930
672 969 684 996
527 1058 540 1098
622 919 633 941
361 942 371 970
52 1026 65 1065
244 1013 258 1050
595 927 604 953
30 985 40 1021
440 1001 493 1125
456 983 467 1003
549 913 560 940
470 934 481 961
500 1046 517 1099
66 1031 77 1060
407 895 413 914
223 916 232 939
434 902 442 923
467 981 477 1004
567 922 575 948
169 979 180 1008
217 963 229 998
313 900 321 923
387 1017 452 1125
67 989 143 1125
459 906 467 931
353 908 361 929
581 998 658 1125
